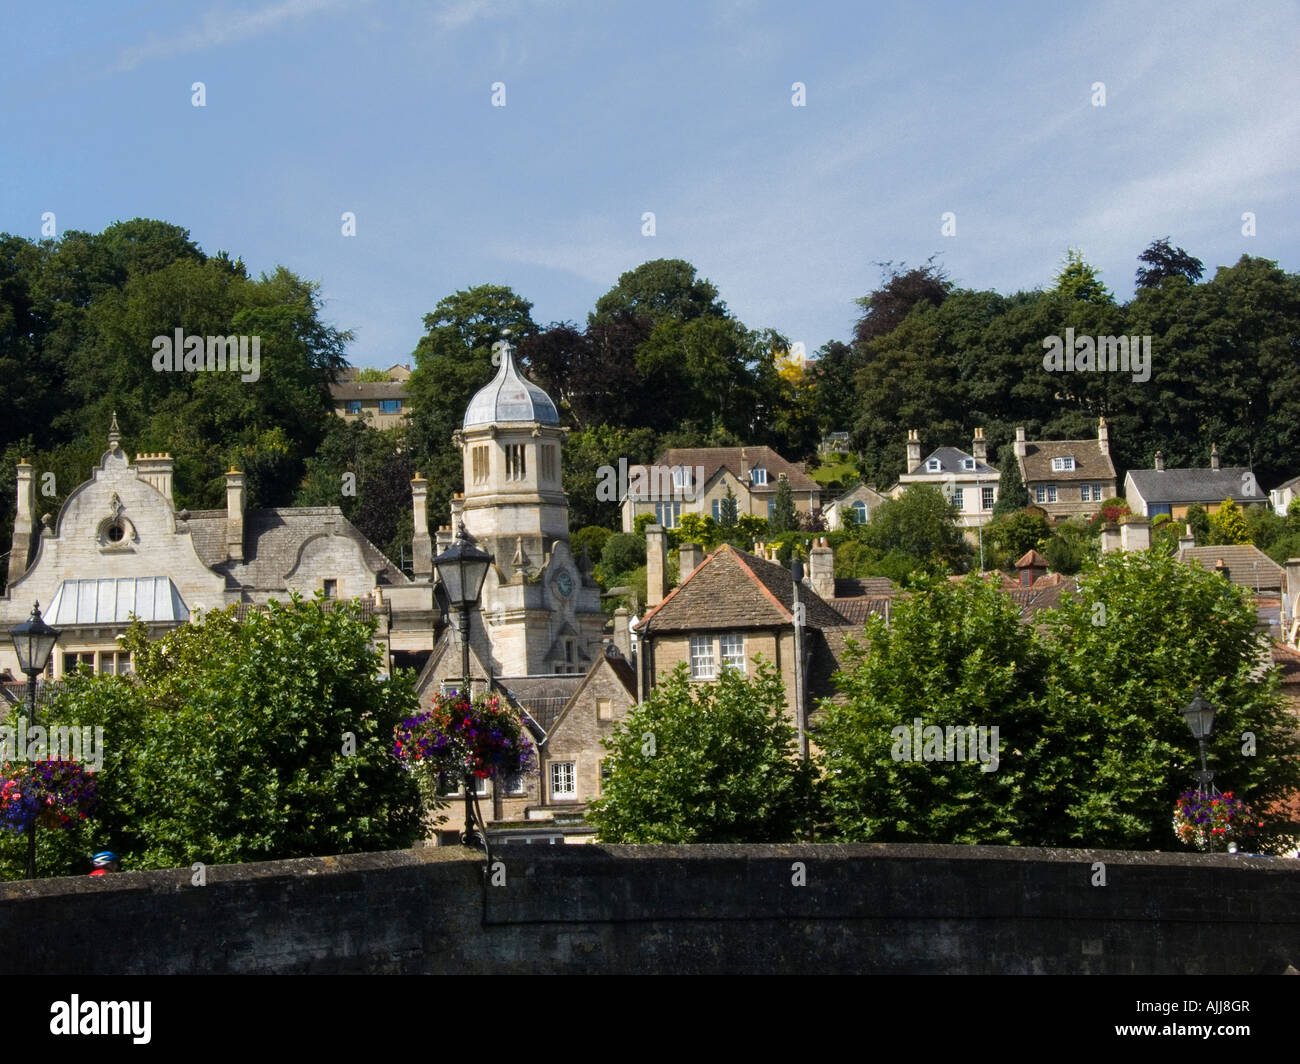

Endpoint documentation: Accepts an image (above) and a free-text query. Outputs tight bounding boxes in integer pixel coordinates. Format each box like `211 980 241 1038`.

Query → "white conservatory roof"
46 577 190 626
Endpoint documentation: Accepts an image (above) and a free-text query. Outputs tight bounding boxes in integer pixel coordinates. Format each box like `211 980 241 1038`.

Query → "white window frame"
720 632 746 673
690 633 716 680
751 468 768 486
712 498 722 520
982 486 995 511
926 458 941 472
951 487 964 509
961 458 975 471
1052 456 1075 472
550 761 577 800
852 501 867 523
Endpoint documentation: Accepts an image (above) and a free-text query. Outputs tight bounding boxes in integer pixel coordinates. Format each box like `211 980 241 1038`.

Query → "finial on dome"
108 411 121 451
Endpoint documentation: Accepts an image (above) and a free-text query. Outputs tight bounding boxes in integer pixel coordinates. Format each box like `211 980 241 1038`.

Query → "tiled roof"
1176 545 1284 590
1273 643 1300 686
906 447 997 477
1006 574 1077 620
328 381 409 401
1018 439 1115 484
1127 467 1256 505
833 577 896 598
637 545 848 634
1014 549 1049 569
829 597 892 626
655 446 819 493
183 507 410 589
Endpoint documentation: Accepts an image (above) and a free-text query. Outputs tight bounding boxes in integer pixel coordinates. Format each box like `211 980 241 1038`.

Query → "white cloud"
114 0 365 72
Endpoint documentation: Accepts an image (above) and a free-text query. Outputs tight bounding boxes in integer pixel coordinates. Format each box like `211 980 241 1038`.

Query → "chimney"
435 525 453 555
1120 518 1150 552
1285 559 1300 631
411 473 432 578
1211 443 1221 471
972 428 987 462
1098 417 1109 455
225 468 245 562
613 606 632 661
1155 450 1165 472
1014 426 1027 459
7 459 35 585
135 453 174 503
1214 557 1231 582
679 542 702 579
809 537 834 600
906 430 922 471
646 524 667 607
1178 524 1196 551
1101 522 1122 553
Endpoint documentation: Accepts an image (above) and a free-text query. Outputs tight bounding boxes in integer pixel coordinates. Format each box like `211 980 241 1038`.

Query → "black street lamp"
432 522 493 847
8 602 61 879
1182 688 1219 851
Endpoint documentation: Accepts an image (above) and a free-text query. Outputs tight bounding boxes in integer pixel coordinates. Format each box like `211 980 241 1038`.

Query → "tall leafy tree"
588 661 816 843
1135 237 1205 289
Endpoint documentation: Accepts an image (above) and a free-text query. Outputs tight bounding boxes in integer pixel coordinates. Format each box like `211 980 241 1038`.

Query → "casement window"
345 400 362 415
690 634 716 680
103 651 132 675
1051 456 1075 472
504 772 527 796
712 499 722 520
655 501 681 528
596 697 612 721
751 468 768 485
1081 483 1105 502
379 399 403 414
62 651 95 675
505 444 527 481
472 445 490 485
852 501 868 523
982 486 995 511
719 632 746 673
1035 485 1059 504
925 459 941 472
550 761 576 799
961 458 975 471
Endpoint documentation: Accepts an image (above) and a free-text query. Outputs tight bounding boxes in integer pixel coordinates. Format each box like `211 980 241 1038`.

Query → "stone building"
892 428 998 532
329 364 412 429
0 417 420 682
1124 445 1266 519
1012 418 1117 523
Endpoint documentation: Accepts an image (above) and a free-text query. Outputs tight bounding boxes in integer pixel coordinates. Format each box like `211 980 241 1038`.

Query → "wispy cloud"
114 0 364 72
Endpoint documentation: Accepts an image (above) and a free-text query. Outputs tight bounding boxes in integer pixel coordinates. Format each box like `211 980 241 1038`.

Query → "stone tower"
448 339 603 677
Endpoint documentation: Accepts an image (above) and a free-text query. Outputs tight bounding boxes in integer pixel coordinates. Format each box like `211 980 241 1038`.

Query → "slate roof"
183 507 410 589
637 545 849 634
1176 545 1285 590
1127 467 1256 506
906 447 997 477
1273 473 1300 493
654 446 818 493
1018 440 1115 484
494 675 586 734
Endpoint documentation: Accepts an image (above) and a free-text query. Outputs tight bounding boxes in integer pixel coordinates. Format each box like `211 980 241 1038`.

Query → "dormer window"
960 458 976 471
1052 456 1076 472
672 467 690 490
751 468 768 486
926 459 941 472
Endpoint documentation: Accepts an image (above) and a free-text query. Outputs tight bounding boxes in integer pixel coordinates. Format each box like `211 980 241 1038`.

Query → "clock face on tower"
555 571 573 597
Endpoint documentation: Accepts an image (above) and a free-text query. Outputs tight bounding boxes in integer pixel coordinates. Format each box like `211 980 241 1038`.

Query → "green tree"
1135 237 1204 289
588 661 816 842
353 367 392 382
769 474 797 534
719 483 738 527
1208 498 1250 545
589 258 727 329
0 596 423 877
1053 248 1113 304
991 443 1028 515
861 485 973 575
1033 550 1300 850
1184 503 1211 545
1042 519 1097 575
987 509 1051 562
817 574 1048 843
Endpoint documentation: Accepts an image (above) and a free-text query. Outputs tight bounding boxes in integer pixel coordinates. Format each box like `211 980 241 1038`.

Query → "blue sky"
2 0 1296 369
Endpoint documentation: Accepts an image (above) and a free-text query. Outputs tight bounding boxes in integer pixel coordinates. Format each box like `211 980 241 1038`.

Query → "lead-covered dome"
463 343 560 429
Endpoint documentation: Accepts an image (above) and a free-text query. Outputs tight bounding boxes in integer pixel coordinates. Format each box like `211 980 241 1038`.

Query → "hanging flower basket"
1172 790 1262 852
0 760 99 832
394 691 535 786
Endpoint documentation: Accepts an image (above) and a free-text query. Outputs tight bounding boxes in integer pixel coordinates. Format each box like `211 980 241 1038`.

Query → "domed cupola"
463 340 559 430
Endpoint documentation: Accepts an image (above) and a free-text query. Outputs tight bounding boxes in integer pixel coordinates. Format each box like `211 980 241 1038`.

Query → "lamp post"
1182 688 1218 852
8 602 62 879
432 522 493 847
